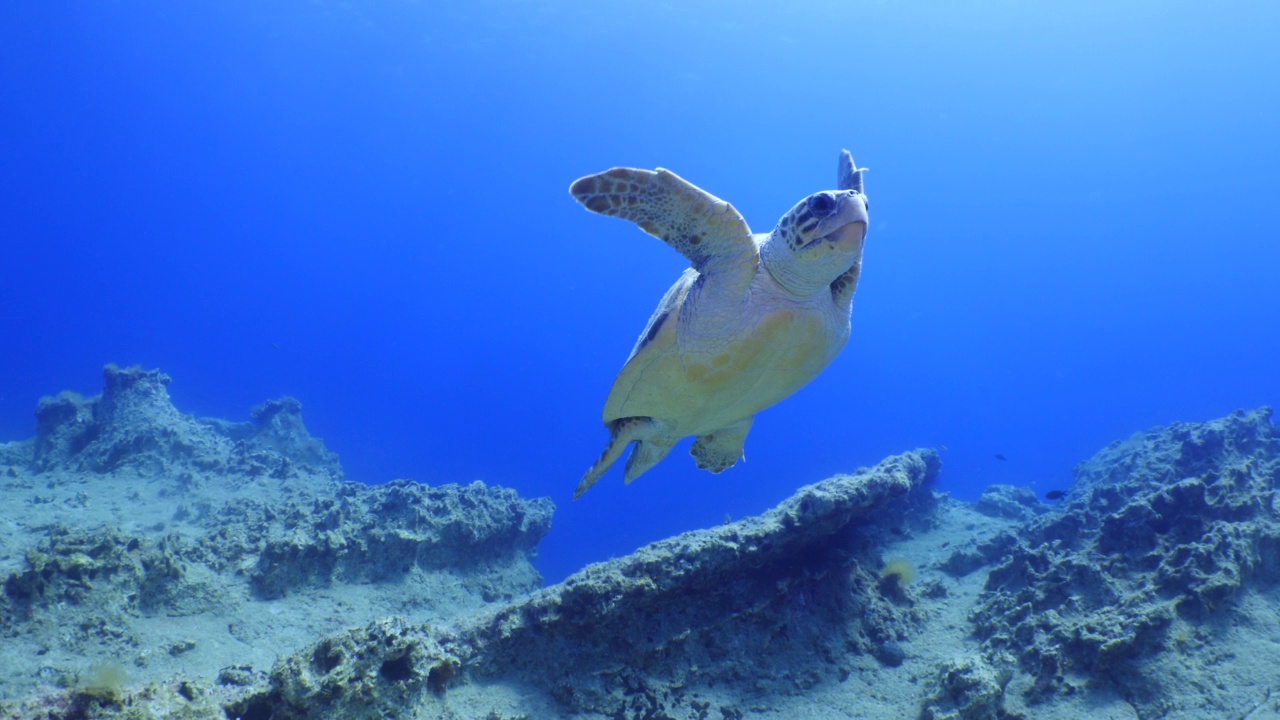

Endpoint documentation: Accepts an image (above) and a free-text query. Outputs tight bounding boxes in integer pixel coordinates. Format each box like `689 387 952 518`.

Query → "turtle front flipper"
831 149 869 310
690 417 754 474
570 167 758 291
830 257 863 311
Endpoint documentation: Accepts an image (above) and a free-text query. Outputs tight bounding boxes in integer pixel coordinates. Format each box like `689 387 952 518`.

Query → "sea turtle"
571 150 870 499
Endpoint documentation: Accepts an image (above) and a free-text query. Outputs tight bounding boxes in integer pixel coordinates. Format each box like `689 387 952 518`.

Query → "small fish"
995 453 1007 462
1044 490 1067 501
270 342 281 350
938 444 949 452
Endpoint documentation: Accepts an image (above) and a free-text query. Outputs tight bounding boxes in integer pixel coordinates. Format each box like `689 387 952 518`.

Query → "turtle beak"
825 220 866 252
815 193 868 250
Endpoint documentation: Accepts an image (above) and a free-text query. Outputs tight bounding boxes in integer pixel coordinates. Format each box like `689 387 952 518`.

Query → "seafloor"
1 365 1278 720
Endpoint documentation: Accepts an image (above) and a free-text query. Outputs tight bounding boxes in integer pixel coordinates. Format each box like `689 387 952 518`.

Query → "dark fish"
1045 490 1067 501
995 453 1007 461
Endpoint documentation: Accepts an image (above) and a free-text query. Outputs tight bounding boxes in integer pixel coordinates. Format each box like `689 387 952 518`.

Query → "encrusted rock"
32 391 96 470
1 527 216 622
973 407 1280 705
245 396 337 470
939 532 1017 578
974 484 1044 522
920 656 1012 720
234 450 941 718
29 364 342 480
248 479 553 599
0 366 554 713
235 616 458 720
9 363 1276 720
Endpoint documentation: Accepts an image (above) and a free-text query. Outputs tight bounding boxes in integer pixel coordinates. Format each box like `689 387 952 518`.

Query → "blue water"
2 2 1277 584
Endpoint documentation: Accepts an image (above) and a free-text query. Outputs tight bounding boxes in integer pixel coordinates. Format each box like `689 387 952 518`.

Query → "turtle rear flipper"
622 439 675 485
575 417 673 499
690 417 753 474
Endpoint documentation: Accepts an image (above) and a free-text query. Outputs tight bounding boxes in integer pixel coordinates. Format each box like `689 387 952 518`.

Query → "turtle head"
762 186 868 296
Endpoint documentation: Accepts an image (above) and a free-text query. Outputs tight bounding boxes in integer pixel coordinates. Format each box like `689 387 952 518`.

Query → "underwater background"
2 1 1277 585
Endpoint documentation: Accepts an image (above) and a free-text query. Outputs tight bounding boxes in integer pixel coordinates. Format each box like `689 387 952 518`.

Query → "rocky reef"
966 407 1280 718
1 367 1278 720
28 365 342 479
0 365 551 712
219 449 941 720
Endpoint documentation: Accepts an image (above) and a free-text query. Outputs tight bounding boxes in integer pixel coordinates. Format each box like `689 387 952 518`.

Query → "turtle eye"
807 193 836 217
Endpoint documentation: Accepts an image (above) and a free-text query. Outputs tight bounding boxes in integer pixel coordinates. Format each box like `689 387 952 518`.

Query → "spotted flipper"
832 149 868 309
690 417 754 474
830 258 863 310
570 167 757 287
837 148 867 193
